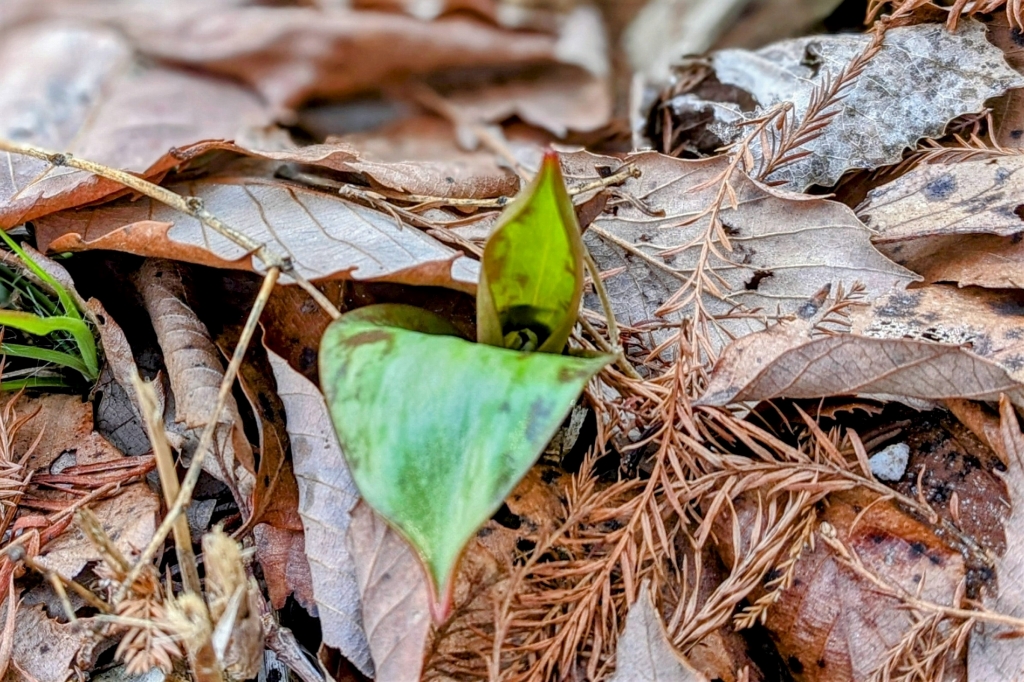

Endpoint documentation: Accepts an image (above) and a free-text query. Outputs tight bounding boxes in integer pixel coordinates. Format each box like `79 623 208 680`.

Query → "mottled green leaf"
477 151 584 353
320 303 609 613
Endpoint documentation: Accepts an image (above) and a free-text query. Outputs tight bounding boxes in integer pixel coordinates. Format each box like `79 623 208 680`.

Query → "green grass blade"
0 343 91 375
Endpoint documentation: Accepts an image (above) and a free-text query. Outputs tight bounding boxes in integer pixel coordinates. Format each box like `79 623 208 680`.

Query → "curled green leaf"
477 151 584 354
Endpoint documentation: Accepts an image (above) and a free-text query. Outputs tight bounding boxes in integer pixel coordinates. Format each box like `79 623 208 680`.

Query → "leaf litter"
8 2 1024 682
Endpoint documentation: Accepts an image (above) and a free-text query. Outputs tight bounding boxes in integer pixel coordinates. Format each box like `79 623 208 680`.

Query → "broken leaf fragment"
319 303 609 617
477 151 585 353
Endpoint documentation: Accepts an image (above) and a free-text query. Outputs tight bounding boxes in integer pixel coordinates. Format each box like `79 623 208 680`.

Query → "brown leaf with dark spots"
0 23 269 229
700 285 1024 408
37 176 479 291
760 490 965 682
862 157 1024 289
968 395 1024 680
261 282 345 384
580 150 913 356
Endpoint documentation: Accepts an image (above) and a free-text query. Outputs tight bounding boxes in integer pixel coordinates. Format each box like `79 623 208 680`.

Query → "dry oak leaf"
36 175 479 291
969 396 1024 681
861 157 1024 289
578 151 914 356
609 581 707 682
754 490 965 681
679 20 1023 188
698 316 1024 409
0 22 269 229
348 501 431 682
269 350 372 676
12 3 601 115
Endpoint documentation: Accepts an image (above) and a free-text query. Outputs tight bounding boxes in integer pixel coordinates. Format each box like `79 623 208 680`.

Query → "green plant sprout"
0 230 98 389
320 152 612 621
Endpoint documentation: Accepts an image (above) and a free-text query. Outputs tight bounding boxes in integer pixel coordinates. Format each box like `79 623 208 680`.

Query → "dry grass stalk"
81 508 183 675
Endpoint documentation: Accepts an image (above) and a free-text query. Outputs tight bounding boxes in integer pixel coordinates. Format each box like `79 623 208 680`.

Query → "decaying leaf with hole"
609 581 707 682
348 501 431 682
35 175 479 291
269 350 372 676
968 396 1024 680
656 20 1023 188
0 23 269 229
861 157 1024 288
577 151 913 356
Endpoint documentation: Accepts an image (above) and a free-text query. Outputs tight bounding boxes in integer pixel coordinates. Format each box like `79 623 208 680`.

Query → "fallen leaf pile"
5 1 1024 681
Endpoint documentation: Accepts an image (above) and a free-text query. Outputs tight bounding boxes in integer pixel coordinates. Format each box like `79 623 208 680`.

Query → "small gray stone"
869 442 911 482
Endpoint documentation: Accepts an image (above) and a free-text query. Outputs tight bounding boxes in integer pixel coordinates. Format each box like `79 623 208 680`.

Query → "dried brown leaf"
6 3 597 113
348 501 431 682
609 581 707 682
268 350 371 676
862 157 1024 288
985 13 1024 148
760 490 965 681
579 151 913 356
13 394 159 579
36 176 479 291
217 116 519 200
136 260 255 506
1 604 89 682
700 285 1024 408
0 22 269 229
968 395 1024 680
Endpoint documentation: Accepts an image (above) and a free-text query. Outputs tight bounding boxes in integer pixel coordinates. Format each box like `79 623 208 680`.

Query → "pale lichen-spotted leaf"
860 157 1024 288
574 151 914 357
267 350 372 676
0 23 269 229
968 396 1024 681
319 303 610 612
686 20 1024 188
347 501 431 682
35 176 479 291
610 581 707 682
477 150 584 352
